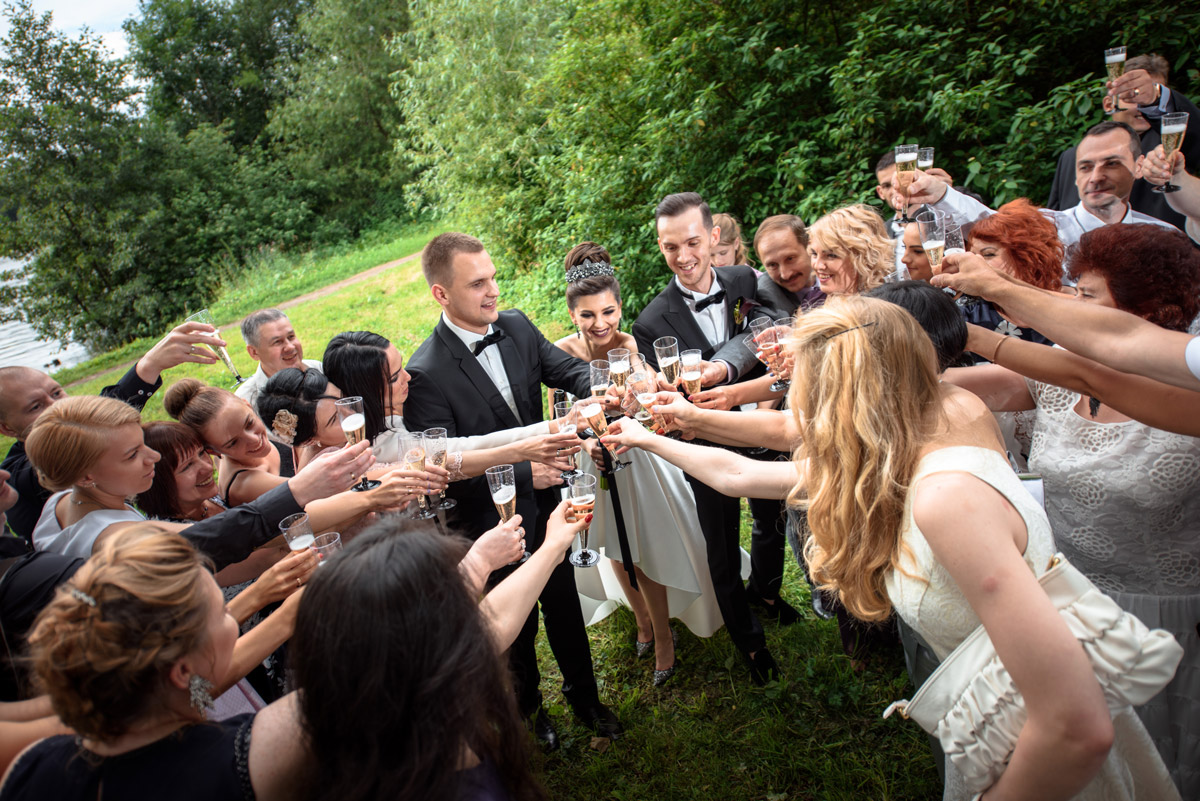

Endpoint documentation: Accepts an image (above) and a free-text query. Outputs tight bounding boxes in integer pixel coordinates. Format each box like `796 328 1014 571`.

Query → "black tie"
472 329 507 356
693 288 726 312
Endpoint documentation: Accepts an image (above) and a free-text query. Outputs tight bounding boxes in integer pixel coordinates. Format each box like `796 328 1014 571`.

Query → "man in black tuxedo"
631 192 780 684
403 232 621 748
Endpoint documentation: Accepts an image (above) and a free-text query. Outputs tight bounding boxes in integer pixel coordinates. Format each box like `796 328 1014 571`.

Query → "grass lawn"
5 220 941 799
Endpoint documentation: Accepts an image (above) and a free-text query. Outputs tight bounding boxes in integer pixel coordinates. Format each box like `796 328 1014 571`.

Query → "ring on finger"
296 578 301 588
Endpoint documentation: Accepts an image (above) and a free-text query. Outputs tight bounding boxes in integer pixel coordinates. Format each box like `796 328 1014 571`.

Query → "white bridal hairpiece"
566 258 615 284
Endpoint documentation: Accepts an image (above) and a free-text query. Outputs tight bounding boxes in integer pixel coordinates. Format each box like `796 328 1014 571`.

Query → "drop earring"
188 674 215 712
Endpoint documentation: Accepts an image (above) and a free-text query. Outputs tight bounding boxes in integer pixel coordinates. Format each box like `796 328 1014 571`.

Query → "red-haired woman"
962 197 1064 355
947 224 1200 798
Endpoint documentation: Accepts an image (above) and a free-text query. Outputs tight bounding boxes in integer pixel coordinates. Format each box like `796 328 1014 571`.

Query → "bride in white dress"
605 295 1177 800
550 242 743 684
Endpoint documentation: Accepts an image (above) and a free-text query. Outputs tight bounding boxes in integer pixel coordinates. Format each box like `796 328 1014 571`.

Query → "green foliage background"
2 0 1197 348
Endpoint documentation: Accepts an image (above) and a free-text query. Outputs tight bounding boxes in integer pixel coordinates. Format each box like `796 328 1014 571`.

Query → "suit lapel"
435 323 523 430
661 283 712 351
495 328 531 426
713 268 748 340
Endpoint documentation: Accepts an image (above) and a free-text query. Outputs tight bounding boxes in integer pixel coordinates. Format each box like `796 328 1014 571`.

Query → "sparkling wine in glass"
607 348 630 390
894 144 919 223
680 348 703 396
185 309 246 386
769 317 794 392
400 430 434 519
653 336 681 385
578 400 627 472
1153 112 1188 194
749 316 781 377
280 512 315 551
423 427 457 511
553 401 582 481
485 464 529 563
334 396 380 491
1104 46 1126 115
916 209 947 275
917 147 934 171
628 371 665 434
567 473 599 568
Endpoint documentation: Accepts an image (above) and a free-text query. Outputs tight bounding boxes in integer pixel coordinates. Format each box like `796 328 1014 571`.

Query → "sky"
1 0 143 58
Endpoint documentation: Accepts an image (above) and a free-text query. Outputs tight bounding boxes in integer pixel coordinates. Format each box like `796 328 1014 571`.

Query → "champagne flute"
553 401 582 481
607 348 631 391
628 370 665 434
423 427 457 511
1104 46 1126 115
916 210 947 275
334 396 380 491
279 512 315 551
894 144 919 223
680 349 703 397
770 317 794 392
185 309 246 386
589 359 610 399
749 316 782 379
577 399 628 472
944 219 966 256
485 464 529 563
567 473 599 568
653 336 681 385
400 430 435 519
1153 112 1189 194
917 147 934 171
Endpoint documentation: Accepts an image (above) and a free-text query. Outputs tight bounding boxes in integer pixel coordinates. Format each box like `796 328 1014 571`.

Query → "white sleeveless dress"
886 446 1179 801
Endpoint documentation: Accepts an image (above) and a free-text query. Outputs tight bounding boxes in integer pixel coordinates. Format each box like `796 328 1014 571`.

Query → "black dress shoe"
810 589 836 620
747 588 802 625
745 648 781 686
529 708 559 751
573 701 623 740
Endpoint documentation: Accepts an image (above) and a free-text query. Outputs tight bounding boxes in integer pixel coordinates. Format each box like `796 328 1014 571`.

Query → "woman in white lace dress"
606 296 1177 800
947 225 1200 799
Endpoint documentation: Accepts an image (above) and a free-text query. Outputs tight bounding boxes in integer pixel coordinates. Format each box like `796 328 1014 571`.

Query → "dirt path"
66 250 422 388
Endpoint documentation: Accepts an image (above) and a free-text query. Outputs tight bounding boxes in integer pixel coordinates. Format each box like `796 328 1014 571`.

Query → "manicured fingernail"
585 514 593 522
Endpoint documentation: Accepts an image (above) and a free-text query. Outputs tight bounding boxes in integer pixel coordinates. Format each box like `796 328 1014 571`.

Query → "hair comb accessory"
821 321 878 340
271 409 299 445
67 586 97 607
566 258 615 284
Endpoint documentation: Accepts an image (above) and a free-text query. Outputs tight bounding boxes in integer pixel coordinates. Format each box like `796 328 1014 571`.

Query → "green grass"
5 220 939 798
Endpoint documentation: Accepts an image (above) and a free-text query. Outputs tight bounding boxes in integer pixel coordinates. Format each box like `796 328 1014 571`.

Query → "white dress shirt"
675 270 727 347
441 313 521 421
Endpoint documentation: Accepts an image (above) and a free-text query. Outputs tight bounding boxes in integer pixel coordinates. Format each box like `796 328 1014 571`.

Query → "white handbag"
883 553 1184 794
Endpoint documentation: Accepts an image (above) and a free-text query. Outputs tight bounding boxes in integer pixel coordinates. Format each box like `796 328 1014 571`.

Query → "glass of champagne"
894 144 919 223
680 349 703 397
653 336 681 385
399 430 435 520
485 464 529 563
749 316 781 379
185 309 246 386
917 147 934 171
279 512 315 551
553 401 582 481
1104 46 1126 114
334 397 380 491
944 219 966 256
607 348 630 391
770 317 794 391
628 370 664 434
916 210 947 275
589 359 610 399
423 427 456 511
577 399 627 471
567 473 599 568
1153 112 1189 194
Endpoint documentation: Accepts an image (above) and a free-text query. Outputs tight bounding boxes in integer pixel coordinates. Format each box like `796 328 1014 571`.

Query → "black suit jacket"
631 265 762 380
403 310 591 537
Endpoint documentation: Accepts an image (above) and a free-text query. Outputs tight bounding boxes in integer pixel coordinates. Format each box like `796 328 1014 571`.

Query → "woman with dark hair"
946 226 1200 796
551 241 737 686
864 281 970 372
256 368 353 469
322 331 579 478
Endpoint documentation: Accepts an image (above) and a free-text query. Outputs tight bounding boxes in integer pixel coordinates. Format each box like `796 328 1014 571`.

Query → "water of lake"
1 258 91 373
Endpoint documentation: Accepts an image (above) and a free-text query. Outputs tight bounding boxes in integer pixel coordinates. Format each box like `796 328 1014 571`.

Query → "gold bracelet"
989 334 1010 364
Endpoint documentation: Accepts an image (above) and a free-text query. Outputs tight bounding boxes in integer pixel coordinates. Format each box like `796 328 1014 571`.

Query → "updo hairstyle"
164 377 240 434
25 395 142 492
28 524 214 742
564 242 622 311
256 367 337 446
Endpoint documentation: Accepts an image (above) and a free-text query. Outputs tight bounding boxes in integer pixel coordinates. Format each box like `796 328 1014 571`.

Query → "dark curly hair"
256 367 338 447
967 198 1064 291
291 520 546 801
1068 224 1200 332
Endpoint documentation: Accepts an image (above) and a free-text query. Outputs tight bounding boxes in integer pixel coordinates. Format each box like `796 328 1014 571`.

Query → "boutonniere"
733 297 759 327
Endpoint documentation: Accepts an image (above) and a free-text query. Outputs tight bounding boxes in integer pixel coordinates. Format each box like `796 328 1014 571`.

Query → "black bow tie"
472 329 507 356
693 288 726 312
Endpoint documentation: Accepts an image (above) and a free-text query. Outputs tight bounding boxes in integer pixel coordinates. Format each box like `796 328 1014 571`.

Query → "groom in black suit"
403 232 621 748
632 192 781 684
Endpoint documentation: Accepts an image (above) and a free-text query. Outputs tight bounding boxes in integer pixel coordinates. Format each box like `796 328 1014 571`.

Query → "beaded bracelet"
447 451 466 482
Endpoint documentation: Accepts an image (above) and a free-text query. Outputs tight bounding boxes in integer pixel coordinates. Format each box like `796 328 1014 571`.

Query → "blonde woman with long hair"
807 204 894 295
603 296 1177 800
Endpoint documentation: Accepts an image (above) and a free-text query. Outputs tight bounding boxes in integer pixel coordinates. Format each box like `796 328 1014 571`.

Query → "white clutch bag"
883 553 1183 794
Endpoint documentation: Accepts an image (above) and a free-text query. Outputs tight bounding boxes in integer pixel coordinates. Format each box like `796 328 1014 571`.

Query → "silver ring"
189 345 195 354
296 578 301 588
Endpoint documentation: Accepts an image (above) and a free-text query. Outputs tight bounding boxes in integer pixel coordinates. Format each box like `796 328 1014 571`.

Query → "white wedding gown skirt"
571 447 748 638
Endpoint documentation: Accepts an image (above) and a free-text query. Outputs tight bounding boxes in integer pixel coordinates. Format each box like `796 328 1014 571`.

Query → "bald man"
0 321 224 543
